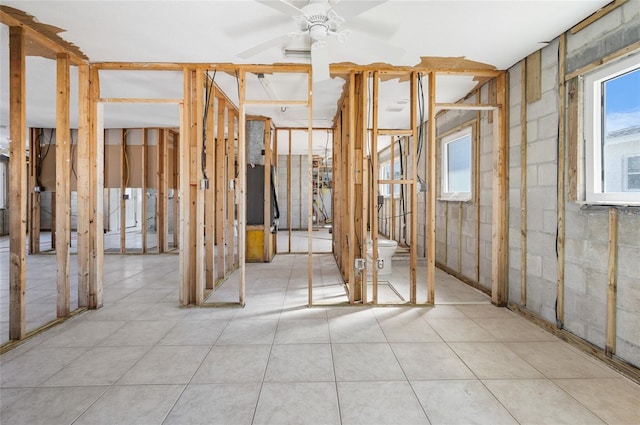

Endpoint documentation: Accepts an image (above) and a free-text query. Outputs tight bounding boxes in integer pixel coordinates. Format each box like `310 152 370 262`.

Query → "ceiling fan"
236 0 402 82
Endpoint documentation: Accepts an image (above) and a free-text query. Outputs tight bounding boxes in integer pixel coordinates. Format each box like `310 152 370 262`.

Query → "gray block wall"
277 155 311 230
507 1 640 368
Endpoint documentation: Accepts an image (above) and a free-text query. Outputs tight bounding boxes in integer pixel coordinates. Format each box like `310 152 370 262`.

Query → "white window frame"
440 126 473 201
584 53 640 205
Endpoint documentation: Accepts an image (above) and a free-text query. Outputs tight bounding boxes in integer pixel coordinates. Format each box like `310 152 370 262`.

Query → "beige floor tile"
164 383 261 425
253 382 340 425
338 381 430 425
333 343 406 381
427 318 497 342
0 346 87 387
265 343 334 382
0 386 108 425
507 342 618 378
0 387 31 407
554 378 640 424
158 319 228 346
391 342 475 380
73 384 184 425
275 318 330 343
98 320 175 346
216 319 278 344
191 344 271 383
329 314 387 343
42 346 149 386
411 380 518 425
485 379 605 424
41 320 127 347
449 342 543 379
456 304 517 319
476 317 558 342
118 345 210 384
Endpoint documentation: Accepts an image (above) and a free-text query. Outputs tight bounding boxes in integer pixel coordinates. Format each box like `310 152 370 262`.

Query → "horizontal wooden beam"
378 129 413 136
570 0 628 34
378 179 415 185
97 98 182 104
436 103 499 111
243 99 309 106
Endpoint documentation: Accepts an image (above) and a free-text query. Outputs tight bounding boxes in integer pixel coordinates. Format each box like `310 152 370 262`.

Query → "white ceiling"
0 0 610 154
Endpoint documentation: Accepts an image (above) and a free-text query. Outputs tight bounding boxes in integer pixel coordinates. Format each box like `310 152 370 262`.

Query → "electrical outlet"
34 185 44 193
200 179 209 190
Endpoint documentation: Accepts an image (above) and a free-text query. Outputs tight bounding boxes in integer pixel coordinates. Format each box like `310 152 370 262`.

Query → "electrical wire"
201 70 216 181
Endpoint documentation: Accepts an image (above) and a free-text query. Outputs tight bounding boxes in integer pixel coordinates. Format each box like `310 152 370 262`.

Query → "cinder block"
615 339 640 371
617 275 640 314
509 248 521 270
564 262 587 294
587 212 609 242
565 210 588 240
565 238 587 266
537 162 558 187
585 240 609 274
537 114 559 140
617 245 640 280
622 0 640 24
618 211 640 247
543 210 557 234
527 253 543 278
541 39 560 69
527 230 557 257
541 64 559 93
542 255 558 283
567 7 623 52
526 119 538 142
527 91 558 121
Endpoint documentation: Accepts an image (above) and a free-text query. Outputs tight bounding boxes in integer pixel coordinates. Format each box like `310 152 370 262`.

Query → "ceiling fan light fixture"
309 23 329 41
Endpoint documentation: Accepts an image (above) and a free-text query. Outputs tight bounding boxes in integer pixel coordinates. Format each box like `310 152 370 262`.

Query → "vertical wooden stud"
557 34 567 327
90 67 104 309
9 26 27 340
520 60 528 306
158 129 168 253
178 69 191 306
410 71 418 304
264 119 272 262
606 208 618 357
28 128 41 254
195 69 205 305
77 64 90 308
287 129 292 253
348 72 357 303
55 52 71 319
491 72 508 306
226 111 236 273
371 72 379 304
141 129 147 253
215 98 226 280
205 78 216 289
237 70 247 306
427 72 437 304
120 129 127 253
308 73 314 305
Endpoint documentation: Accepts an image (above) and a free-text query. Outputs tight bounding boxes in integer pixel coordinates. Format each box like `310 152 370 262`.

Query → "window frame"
583 52 640 205
624 154 640 192
440 126 473 202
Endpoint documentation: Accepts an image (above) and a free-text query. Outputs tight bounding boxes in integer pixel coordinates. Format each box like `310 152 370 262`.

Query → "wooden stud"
457 201 463 273
567 77 580 202
158 129 168 253
205 78 216 288
141 129 148 253
90 67 104 309
557 34 567 326
565 39 640 81
427 72 437 304
360 73 369 303
178 70 191 306
371 72 380 304
491 72 508 306
409 72 418 304
264 119 272 262
120 129 127 253
443 202 449 264
273 126 278 254
55 52 71 319
526 51 542 104
215 98 226 280
348 72 357 303
28 128 41 254
520 60 528 306
238 71 247 306
77 65 90 307
9 26 27 340
606 208 619 357
308 73 314 305
173 131 180 250
475 113 481 284
287 129 292 253
195 69 205 305
390 136 396 241
226 111 236 274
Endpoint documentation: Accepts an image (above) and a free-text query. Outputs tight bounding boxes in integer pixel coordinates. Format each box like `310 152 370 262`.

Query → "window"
378 159 401 198
584 53 640 205
625 155 640 191
441 127 472 201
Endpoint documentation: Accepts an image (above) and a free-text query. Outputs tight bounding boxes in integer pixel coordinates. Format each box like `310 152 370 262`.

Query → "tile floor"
1 253 640 424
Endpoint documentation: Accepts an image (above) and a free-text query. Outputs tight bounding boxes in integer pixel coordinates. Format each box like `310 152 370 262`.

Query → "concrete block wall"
277 155 310 230
416 89 494 292
507 1 640 368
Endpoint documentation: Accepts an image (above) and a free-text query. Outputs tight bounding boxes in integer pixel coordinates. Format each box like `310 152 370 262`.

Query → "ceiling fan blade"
346 16 398 39
236 34 291 59
330 0 388 21
311 44 331 82
224 14 292 38
256 0 305 17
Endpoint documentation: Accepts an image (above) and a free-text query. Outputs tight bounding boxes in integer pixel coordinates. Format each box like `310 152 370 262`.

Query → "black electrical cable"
201 70 216 181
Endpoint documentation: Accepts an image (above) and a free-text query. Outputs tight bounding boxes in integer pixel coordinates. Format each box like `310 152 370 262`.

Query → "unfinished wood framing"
557 33 567 327
526 51 542 104
141 129 147 253
120 129 127 253
371 72 380 304
90 68 104 309
520 60 528 306
409 72 418 304
427 71 437 304
567 77 580 202
606 207 619 357
347 72 357 303
195 69 206 305
205 78 215 289
158 129 168 252
215 97 227 280
28 128 41 254
8 26 27 340
226 112 236 274
55 52 71 319
287 130 292 253
307 72 314 305
491 72 508 306
570 0 628 34
178 70 192 306
77 64 90 307
237 70 247 306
